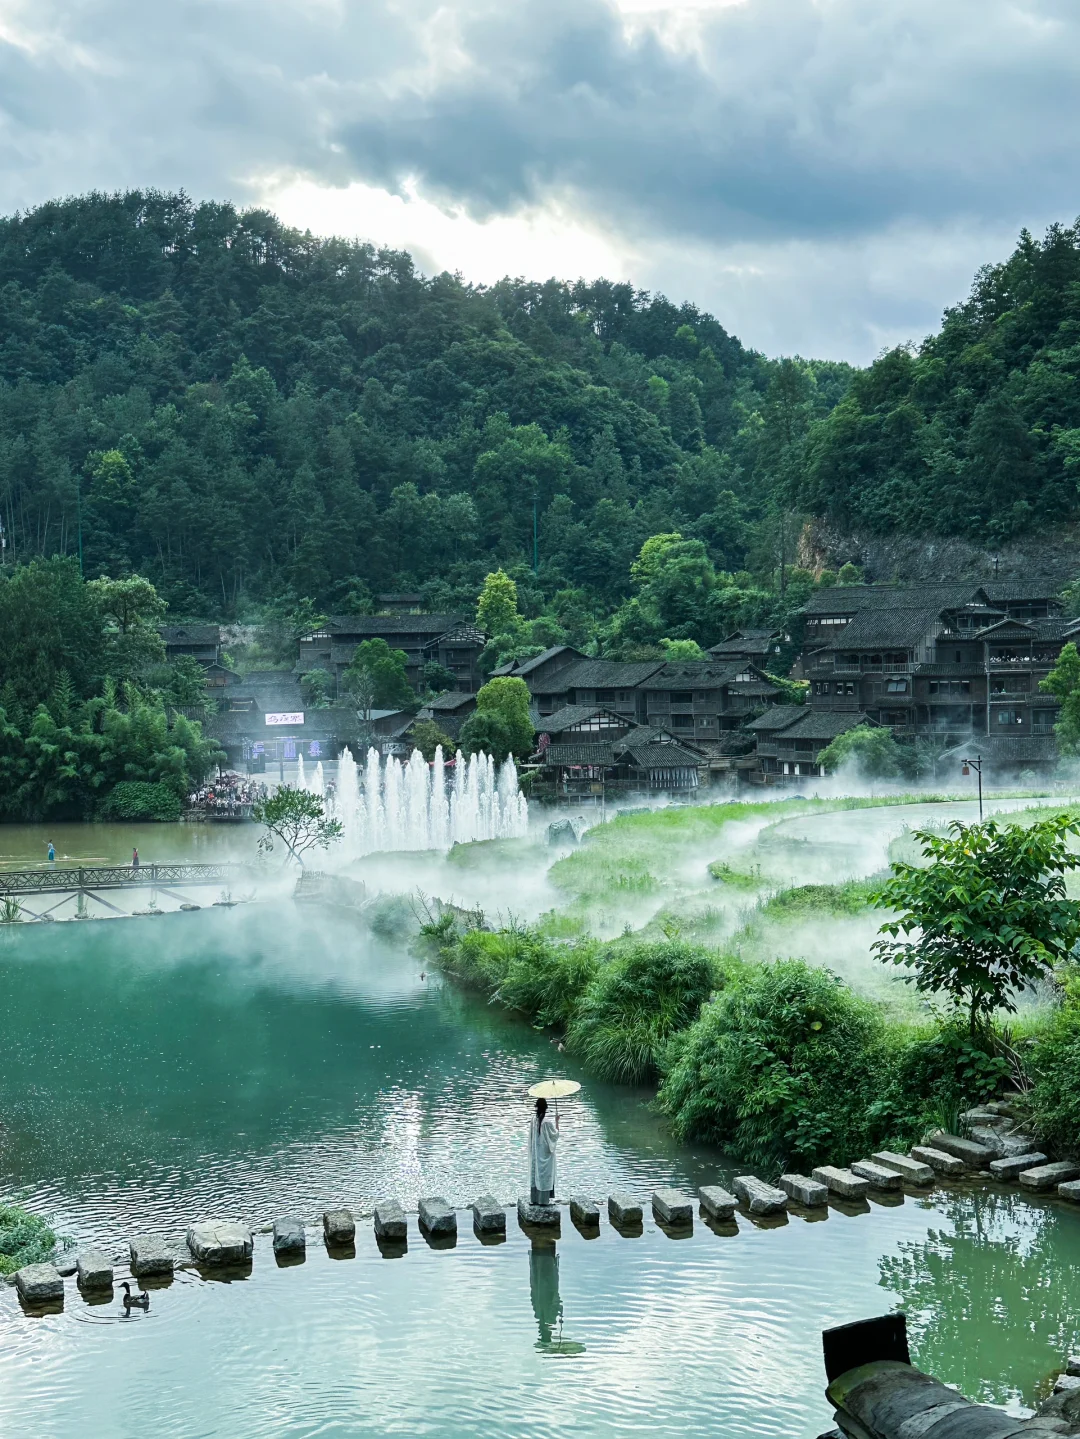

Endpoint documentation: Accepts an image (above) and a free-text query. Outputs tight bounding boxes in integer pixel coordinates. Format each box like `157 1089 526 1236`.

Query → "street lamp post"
961 754 983 821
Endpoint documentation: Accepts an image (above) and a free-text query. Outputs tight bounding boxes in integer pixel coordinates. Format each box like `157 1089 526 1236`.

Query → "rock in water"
779 1174 828 1207
16 1263 63 1302
272 1218 305 1255
732 1176 788 1215
76 1249 114 1289
698 1185 738 1219
607 1193 643 1227
470 1195 506 1235
651 1188 693 1225
186 1221 253 1265
374 1200 407 1240
417 1197 457 1236
323 1209 355 1245
129 1236 173 1277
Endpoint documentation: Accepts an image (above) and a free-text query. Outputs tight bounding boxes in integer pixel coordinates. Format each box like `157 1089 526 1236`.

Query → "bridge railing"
0 863 251 896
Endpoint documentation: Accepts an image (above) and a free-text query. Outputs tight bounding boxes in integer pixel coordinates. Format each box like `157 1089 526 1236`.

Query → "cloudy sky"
0 0 1077 361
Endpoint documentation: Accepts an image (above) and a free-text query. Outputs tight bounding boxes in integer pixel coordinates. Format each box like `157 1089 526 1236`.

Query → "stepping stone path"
1020 1161 1080 1192
1059 1181 1080 1204
812 1166 870 1201
323 1209 355 1244
928 1133 995 1168
187 1222 253 1265
851 1160 902 1192
569 1197 600 1227
417 1197 457 1236
608 1193 643 1226
871 1152 934 1186
470 1195 506 1235
733 1176 787 1215
989 1153 1048 1181
129 1236 173 1277
373 1201 406 1240
76 1249 113 1289
910 1145 964 1177
517 1197 560 1227
652 1188 693 1225
780 1174 828 1207
16 1263 63 1302
698 1185 737 1220
273 1218 305 1255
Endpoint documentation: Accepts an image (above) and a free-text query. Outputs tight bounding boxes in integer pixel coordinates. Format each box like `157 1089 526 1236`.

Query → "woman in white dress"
528 1097 560 1205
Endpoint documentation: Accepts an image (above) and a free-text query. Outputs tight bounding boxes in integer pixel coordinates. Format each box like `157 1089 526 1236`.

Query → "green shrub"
759 880 878 918
1028 971 1080 1156
0 1204 57 1275
500 935 600 1028
657 959 891 1171
568 939 721 1084
98 780 182 822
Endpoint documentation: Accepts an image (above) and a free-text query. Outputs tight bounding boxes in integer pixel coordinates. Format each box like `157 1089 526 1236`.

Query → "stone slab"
989 1152 1048 1181
569 1196 600 1227
55 1257 78 1278
928 1132 996 1168
418 1197 457 1235
969 1126 1042 1160
470 1194 506 1234
76 1248 113 1289
322 1209 355 1244
517 1196 560 1228
652 1188 693 1225
15 1263 63 1302
911 1145 965 1177
779 1173 828 1207
1054 1375 1080 1395
607 1193 643 1226
187 1221 253 1265
872 1151 935 1186
129 1236 173 1277
374 1200 407 1240
732 1175 788 1215
1067 1357 1080 1377
272 1218 305 1254
851 1160 903 1192
1021 1162 1080 1192
698 1185 738 1220
812 1165 871 1200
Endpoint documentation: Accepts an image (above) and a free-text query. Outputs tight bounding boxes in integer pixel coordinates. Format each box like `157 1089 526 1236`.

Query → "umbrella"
528 1078 581 1118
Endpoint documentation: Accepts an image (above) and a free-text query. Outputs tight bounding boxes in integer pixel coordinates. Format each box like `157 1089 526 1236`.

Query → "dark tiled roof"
160 623 220 644
544 742 616 766
803 584 976 616
979 584 1065 603
617 738 703 769
424 690 476 712
940 734 1058 763
538 704 631 735
318 613 465 637
492 645 586 677
636 661 757 690
781 711 875 742
709 636 778 657
548 659 665 690
745 705 807 733
821 605 947 650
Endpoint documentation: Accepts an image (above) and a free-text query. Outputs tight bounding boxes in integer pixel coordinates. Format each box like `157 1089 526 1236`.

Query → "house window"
698 716 712 726
671 713 694 727
844 682 856 695
996 709 1021 725
670 691 693 704
886 678 908 693
596 690 615 703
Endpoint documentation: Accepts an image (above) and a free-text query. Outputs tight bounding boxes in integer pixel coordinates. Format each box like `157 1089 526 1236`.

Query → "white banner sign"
265 712 304 726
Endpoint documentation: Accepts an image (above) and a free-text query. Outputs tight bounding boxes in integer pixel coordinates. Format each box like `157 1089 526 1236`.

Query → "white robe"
528 1112 559 1200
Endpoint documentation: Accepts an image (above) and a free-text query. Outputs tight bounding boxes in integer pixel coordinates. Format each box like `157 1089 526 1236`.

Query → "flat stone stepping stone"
1059 1180 1080 1204
607 1193 643 1227
812 1166 870 1200
910 1145 965 1177
928 1133 995 1168
187 1221 254 1265
569 1196 600 1227
732 1175 787 1215
1020 1161 1080 1192
698 1185 737 1220
323 1209 355 1244
989 1152 1048 1181
272 1218 305 1255
373 1200 407 1240
517 1196 560 1228
652 1188 693 1225
470 1194 506 1234
871 1151 934 1186
76 1249 113 1289
129 1236 174 1277
779 1173 828 1207
851 1160 902 1192
16 1263 63 1302
417 1197 457 1235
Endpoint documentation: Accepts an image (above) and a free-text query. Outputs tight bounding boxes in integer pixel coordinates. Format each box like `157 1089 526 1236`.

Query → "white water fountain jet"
313 761 325 797
296 754 307 791
330 744 528 859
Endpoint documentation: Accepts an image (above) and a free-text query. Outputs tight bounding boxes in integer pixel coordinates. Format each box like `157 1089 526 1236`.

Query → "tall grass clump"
568 939 722 1085
423 922 599 1030
657 960 891 1172
1027 968 1080 1156
757 879 880 919
0 1205 57 1275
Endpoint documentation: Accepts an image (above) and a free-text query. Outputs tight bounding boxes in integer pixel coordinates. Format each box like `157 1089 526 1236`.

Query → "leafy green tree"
252 786 344 866
872 815 1080 1034
818 724 903 779
477 569 522 636
420 660 458 695
1040 641 1080 753
159 656 213 714
88 574 167 680
342 639 415 711
0 558 106 707
410 718 456 760
659 638 705 659
300 668 333 709
457 709 513 762
471 676 534 759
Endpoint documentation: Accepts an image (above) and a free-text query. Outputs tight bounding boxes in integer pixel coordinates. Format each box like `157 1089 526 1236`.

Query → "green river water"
1 807 1079 1437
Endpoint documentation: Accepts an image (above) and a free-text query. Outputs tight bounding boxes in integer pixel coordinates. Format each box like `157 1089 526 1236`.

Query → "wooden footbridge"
0 863 251 919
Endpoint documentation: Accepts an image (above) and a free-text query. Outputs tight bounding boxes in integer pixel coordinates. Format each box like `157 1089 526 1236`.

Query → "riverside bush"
0 1205 56 1275
98 780 182 822
434 926 599 1030
568 939 722 1085
657 960 892 1171
1028 971 1080 1155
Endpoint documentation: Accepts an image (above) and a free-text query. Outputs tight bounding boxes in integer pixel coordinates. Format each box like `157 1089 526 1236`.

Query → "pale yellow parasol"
528 1079 581 1100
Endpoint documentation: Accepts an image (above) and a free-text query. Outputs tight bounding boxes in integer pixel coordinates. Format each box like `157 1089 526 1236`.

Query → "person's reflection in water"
529 1239 563 1347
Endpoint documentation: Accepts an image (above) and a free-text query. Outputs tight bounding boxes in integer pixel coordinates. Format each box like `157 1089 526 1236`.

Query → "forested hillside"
0 191 849 626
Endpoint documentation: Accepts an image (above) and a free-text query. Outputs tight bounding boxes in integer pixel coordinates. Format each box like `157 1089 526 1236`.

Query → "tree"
472 676 534 758
458 709 514 762
342 639 415 711
872 815 1080 1035
410 718 456 760
477 569 522 637
252 787 344 867
300 668 333 709
87 574 167 680
420 660 457 695
818 724 902 779
1040 641 1080 754
659 638 705 659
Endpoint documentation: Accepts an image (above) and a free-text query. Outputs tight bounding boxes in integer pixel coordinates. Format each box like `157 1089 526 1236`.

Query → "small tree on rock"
252 787 344 867
872 815 1080 1034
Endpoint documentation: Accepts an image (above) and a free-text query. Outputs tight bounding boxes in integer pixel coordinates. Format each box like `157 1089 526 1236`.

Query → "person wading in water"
528 1097 560 1206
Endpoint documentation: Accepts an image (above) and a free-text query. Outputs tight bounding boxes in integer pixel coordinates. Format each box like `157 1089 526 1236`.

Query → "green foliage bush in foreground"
0 1205 56 1276
1028 969 1080 1157
98 780 183 822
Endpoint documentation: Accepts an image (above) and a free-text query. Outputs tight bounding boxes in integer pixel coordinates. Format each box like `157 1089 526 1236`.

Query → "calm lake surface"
1 819 1079 1436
